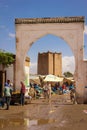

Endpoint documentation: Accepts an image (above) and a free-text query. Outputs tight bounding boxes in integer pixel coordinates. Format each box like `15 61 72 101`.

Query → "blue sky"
0 0 87 74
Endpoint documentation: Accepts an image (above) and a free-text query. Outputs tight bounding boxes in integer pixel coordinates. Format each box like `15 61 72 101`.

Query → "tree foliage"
63 71 73 77
0 51 15 96
0 51 15 70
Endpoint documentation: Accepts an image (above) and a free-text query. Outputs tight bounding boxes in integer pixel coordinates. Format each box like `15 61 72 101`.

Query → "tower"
37 51 62 76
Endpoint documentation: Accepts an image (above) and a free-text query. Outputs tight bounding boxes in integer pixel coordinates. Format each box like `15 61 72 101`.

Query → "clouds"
0 25 15 39
0 25 6 29
29 62 37 74
0 0 8 8
29 56 75 75
8 33 15 38
85 25 87 35
62 56 75 74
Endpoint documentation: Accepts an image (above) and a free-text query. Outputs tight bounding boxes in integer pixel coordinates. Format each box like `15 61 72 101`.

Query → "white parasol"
44 74 63 82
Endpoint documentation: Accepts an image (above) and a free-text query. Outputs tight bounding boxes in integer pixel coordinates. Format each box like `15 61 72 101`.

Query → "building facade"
0 56 30 95
37 51 62 76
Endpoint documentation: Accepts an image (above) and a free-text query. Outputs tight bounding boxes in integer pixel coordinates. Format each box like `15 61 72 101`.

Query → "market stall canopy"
64 77 74 82
44 74 63 82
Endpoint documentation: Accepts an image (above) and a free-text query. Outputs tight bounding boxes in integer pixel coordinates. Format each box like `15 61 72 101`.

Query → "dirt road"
0 94 87 130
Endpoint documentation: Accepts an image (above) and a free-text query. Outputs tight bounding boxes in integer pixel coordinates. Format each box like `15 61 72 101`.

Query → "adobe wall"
48 52 54 74
38 52 49 75
53 53 62 76
15 17 87 103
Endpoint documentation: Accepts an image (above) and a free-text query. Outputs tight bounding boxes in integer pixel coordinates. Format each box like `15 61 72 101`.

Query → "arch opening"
27 34 75 78
15 17 87 104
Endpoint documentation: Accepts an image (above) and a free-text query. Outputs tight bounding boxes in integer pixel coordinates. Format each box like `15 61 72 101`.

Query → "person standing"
47 82 51 99
20 81 26 106
4 83 12 110
43 83 49 99
43 82 51 99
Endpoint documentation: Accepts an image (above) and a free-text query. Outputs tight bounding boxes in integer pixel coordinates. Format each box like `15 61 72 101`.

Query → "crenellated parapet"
15 16 84 24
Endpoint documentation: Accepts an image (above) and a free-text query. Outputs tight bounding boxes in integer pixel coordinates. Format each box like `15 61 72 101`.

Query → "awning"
44 74 63 82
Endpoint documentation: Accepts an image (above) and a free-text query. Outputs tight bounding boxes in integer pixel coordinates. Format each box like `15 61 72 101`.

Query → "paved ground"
0 94 87 130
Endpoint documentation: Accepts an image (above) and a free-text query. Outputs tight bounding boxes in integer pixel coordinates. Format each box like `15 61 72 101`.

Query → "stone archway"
15 16 87 104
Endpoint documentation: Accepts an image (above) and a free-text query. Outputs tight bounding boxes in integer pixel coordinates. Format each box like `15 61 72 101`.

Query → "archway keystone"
15 16 87 104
